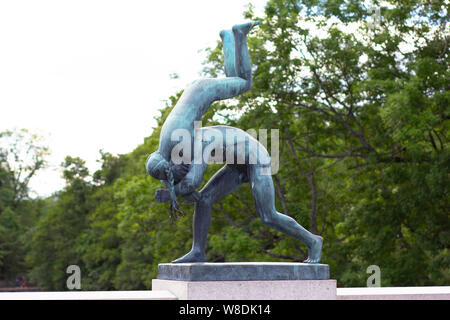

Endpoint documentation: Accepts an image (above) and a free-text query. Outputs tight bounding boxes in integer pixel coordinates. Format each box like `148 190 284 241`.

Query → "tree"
26 156 94 289
22 0 449 289
0 129 48 281
0 129 49 203
93 151 127 186
202 0 449 285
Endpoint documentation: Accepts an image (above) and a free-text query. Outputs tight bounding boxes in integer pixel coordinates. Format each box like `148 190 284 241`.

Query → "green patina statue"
146 22 323 264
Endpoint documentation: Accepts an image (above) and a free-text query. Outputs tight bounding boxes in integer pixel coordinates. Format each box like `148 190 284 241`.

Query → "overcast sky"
0 0 267 197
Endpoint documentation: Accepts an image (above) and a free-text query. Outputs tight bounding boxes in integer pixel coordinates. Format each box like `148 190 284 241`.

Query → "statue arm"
174 162 207 196
161 180 170 189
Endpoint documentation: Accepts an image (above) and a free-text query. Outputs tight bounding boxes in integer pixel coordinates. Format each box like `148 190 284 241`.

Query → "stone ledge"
0 290 177 300
337 286 450 300
1 286 448 300
158 262 329 281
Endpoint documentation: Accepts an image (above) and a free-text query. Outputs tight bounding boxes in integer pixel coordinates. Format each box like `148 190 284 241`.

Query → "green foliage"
26 157 94 289
0 130 49 281
2 0 448 289
223 0 450 286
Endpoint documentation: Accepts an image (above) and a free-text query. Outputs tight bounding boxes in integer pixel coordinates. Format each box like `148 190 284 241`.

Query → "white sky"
0 0 267 197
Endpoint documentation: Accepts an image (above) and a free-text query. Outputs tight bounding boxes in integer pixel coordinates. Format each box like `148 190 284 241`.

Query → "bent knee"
260 213 276 226
197 194 214 208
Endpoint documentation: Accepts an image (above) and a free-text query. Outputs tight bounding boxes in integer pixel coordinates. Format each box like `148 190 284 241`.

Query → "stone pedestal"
153 262 336 300
152 279 336 300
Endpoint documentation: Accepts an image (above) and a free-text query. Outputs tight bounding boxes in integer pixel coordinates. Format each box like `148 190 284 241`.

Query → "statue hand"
155 188 171 203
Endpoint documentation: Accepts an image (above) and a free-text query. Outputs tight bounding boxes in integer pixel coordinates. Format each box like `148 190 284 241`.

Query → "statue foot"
172 249 206 264
304 235 323 264
232 21 260 36
220 29 233 41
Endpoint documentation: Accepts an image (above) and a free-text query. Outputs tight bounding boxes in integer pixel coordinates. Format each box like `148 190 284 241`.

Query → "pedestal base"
158 262 330 281
154 262 335 300
152 279 337 300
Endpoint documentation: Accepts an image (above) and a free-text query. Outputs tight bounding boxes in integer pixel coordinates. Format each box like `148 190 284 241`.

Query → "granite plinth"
158 262 329 281
152 279 337 300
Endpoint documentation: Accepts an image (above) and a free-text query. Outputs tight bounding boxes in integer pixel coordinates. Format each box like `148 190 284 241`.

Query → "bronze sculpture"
146 22 323 264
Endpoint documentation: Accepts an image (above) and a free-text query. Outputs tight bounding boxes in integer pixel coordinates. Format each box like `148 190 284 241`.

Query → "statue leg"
219 21 259 81
219 29 237 78
232 21 259 88
193 21 260 112
248 165 323 263
172 165 245 263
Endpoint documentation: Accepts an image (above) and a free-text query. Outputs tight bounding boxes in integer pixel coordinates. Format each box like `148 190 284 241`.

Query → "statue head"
146 151 169 180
